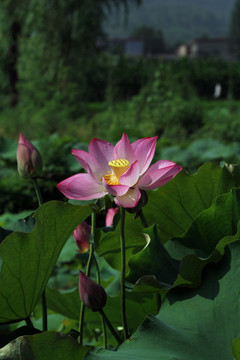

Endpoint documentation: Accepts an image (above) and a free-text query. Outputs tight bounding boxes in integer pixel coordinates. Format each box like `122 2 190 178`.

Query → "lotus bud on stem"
17 133 42 179
75 220 108 347
78 271 122 345
17 134 47 331
78 271 107 312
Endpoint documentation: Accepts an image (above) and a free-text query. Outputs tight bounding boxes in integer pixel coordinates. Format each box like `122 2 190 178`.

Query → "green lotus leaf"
0 201 91 323
0 331 90 360
86 241 240 360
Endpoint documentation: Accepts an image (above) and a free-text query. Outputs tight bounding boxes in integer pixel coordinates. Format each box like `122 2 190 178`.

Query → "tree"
0 0 28 107
229 0 240 59
0 0 142 110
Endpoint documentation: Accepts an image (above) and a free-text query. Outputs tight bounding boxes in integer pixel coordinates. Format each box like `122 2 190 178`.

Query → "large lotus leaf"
232 338 240 360
166 188 240 257
144 162 240 243
0 331 90 360
85 241 240 360
173 220 240 289
130 189 240 295
0 201 91 323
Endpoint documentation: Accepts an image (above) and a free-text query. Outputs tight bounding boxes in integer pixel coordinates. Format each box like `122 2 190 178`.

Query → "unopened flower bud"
79 271 107 311
17 133 43 179
105 207 119 227
73 222 91 253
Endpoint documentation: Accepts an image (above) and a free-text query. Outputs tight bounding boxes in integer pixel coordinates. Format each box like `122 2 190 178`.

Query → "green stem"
32 178 43 206
94 254 108 348
99 309 122 345
25 316 34 328
78 303 85 346
32 178 47 331
100 312 108 349
94 255 101 284
138 209 148 228
120 207 129 340
41 290 48 331
78 212 96 345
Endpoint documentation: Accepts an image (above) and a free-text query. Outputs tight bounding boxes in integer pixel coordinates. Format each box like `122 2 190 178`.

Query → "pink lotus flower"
79 271 107 312
106 207 119 227
17 133 43 179
73 221 91 253
57 134 182 208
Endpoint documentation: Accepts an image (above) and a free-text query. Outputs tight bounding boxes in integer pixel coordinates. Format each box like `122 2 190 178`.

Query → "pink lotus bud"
17 133 43 179
79 271 107 311
105 207 119 227
73 222 91 253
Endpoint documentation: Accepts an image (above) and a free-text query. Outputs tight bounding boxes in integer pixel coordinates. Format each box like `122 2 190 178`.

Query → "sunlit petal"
89 138 114 173
72 149 103 180
133 136 158 175
57 173 107 200
113 133 135 164
138 160 182 190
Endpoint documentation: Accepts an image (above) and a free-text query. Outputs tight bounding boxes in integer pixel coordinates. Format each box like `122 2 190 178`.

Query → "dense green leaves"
1 160 240 357
0 201 91 323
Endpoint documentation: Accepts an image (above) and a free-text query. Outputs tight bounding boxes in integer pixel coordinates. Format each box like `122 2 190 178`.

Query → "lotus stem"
79 211 96 345
100 311 108 349
32 178 43 206
120 207 129 339
25 316 34 328
41 290 48 331
93 253 108 348
32 178 47 331
94 254 101 284
99 309 122 345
